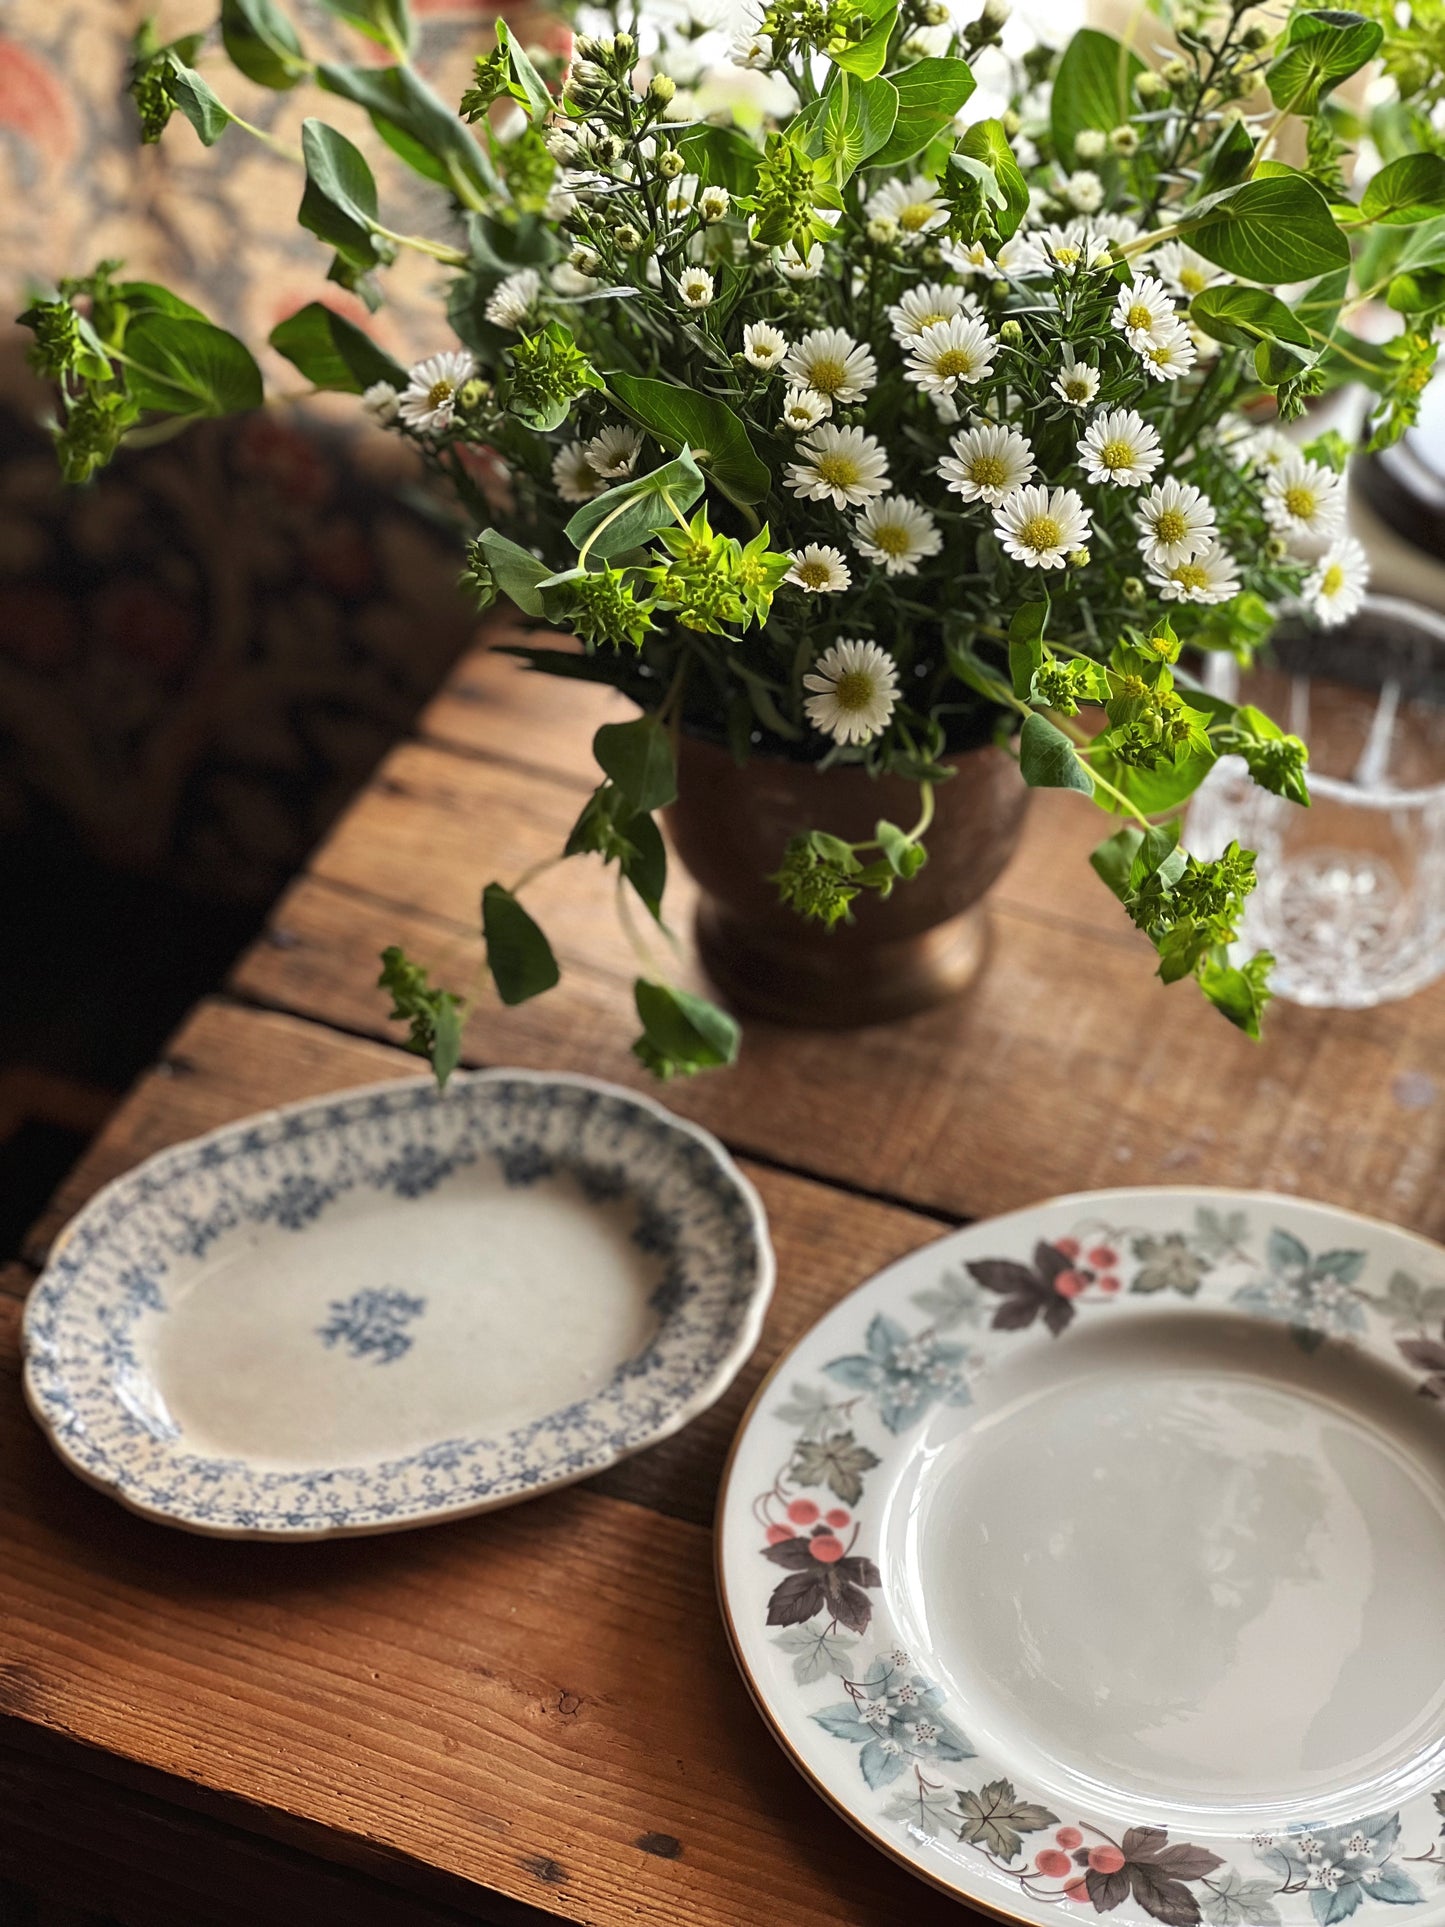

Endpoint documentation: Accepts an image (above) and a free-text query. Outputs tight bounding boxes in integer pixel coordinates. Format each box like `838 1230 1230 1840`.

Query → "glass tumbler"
1186 596 1445 1009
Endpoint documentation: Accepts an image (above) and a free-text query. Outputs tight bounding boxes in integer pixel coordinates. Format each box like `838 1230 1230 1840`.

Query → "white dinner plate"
718 1189 1445 1927
25 1070 773 1537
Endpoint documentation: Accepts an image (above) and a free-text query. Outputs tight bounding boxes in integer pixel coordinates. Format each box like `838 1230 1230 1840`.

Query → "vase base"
694 901 991 1030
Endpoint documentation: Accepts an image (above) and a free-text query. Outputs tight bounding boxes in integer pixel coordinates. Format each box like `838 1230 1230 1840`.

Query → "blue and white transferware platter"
25 1070 773 1538
718 1188 1445 1926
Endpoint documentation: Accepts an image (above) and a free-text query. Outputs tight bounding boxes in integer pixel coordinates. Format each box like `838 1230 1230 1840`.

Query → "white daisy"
396 350 474 433
699 185 731 223
1138 320 1198 383
1244 427 1297 473
1111 274 1177 349
743 321 789 371
903 314 997 397
1148 542 1241 604
1051 353 1101 409
1262 453 1347 546
664 173 700 222
1153 240 1228 302
1078 408 1163 488
803 638 900 745
1093 212 1143 249
552 440 602 504
786 544 852 593
852 495 942 576
677 266 715 309
1133 479 1217 569
361 380 399 425
775 240 825 280
1302 536 1369 627
786 423 891 508
866 175 948 243
941 237 1004 280
484 268 542 329
994 484 1092 570
732 23 773 67
1001 221 1111 278
938 423 1035 505
887 282 979 344
783 328 878 403
585 424 643 479
781 386 832 431
1063 168 1104 214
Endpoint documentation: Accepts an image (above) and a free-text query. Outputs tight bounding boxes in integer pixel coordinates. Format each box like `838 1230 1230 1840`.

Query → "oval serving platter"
718 1187 1445 1926
25 1070 773 1537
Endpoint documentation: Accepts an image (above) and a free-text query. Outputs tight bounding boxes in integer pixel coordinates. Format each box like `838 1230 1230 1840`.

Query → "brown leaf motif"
1085 1826 1225 1925
762 1535 882 1636
968 1242 1080 1336
955 1777 1059 1860
1399 1329 1445 1400
790 1430 882 1506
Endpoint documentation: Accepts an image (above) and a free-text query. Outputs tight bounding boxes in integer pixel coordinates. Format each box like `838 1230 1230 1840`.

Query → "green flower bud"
612 30 636 61
650 72 677 104
457 379 490 411
1135 69 1167 102
1074 128 1107 160
1122 576 1146 604
998 318 1024 346
1266 535 1289 563
657 146 684 178
1110 124 1140 155
1001 107 1021 137
867 213 899 244
1160 56 1189 84
615 223 643 251
1068 547 1091 569
1241 23 1269 50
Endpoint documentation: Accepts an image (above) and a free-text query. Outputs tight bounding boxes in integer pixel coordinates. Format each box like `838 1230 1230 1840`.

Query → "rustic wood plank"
3 1005 971 1927
227 861 1445 1242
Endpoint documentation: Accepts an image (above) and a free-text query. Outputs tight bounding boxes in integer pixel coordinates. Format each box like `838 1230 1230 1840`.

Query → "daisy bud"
613 30 635 60
615 224 643 251
457 378 489 411
867 214 899 244
981 0 1010 28
545 128 581 161
1075 129 1107 160
699 185 730 222
1135 70 1167 102
650 72 677 104
569 245 601 275
998 319 1023 346
900 35 930 59
657 146 684 178
573 34 606 61
1068 547 1091 569
1122 576 1145 604
1001 108 1021 137
1110 125 1140 155
922 0 950 20
1267 535 1289 562
1161 56 1189 84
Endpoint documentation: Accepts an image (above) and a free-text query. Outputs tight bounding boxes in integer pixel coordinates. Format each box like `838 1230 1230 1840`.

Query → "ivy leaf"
1361 153 1445 225
608 373 769 507
632 980 740 1078
1182 175 1349 282
870 57 976 167
593 716 677 815
790 1430 881 1505
121 315 263 416
298 120 393 278
1050 28 1143 165
220 0 306 89
1266 9 1383 115
1019 713 1093 794
955 1778 1059 1860
377 946 464 1087
163 56 231 145
314 0 412 60
773 1624 858 1684
563 450 706 560
481 883 560 1005
269 301 406 393
1201 1871 1281 1927
774 1382 835 1428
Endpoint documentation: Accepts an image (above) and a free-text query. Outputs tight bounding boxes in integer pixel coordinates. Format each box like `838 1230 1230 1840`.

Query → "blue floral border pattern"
24 1073 770 1534
749 1205 1445 1927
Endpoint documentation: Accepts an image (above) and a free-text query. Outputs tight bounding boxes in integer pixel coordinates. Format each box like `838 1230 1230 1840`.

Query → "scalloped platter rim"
24 1068 774 1539
717 1186 1445 1927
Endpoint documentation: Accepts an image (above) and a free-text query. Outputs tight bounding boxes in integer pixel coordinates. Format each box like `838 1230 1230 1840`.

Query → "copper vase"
665 735 1031 1028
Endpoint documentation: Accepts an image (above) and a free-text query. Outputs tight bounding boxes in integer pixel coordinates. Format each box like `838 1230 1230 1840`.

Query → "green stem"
575 492 639 567
225 110 303 165
373 223 469 267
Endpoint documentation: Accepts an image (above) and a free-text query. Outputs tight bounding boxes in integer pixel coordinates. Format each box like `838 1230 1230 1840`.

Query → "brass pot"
666 734 1031 1028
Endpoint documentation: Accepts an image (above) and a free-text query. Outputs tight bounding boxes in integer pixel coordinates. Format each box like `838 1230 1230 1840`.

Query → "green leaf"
269 301 406 393
110 281 209 324
298 120 390 276
632 980 739 1078
475 530 550 617
122 315 264 415
830 0 898 79
1008 601 1047 701
677 123 764 196
875 819 927 879
164 56 231 145
1050 28 1143 165
1091 825 1145 901
956 120 1028 237
481 882 560 1005
608 373 769 507
317 62 498 201
797 72 899 182
1019 713 1092 794
494 19 552 121
563 451 706 560
1395 215 1445 274
1182 175 1350 282
1197 949 1273 1038
1195 116 1255 198
593 716 677 814
620 810 667 920
870 56 975 166
1090 745 1217 814
377 946 464 1087
314 0 412 59
220 0 306 89
1361 154 1445 225
1190 285 1313 356
1266 9 1383 115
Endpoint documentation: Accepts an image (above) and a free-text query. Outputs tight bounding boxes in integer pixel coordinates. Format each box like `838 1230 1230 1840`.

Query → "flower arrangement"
20 0 1445 1078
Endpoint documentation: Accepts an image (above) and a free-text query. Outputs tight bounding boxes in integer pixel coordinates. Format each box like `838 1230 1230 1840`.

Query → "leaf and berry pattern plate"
718 1189 1445 1927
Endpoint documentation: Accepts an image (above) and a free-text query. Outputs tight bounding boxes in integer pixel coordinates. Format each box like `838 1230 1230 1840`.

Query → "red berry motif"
1089 1846 1126 1875
1036 1851 1074 1878
1064 1877 1093 1903
810 1534 845 1563
1099 1275 1121 1294
1054 1270 1085 1298
1056 1828 1084 1850
825 1507 851 1528
787 1498 820 1525
1056 1237 1081 1259
765 1523 795 1545
1089 1246 1117 1268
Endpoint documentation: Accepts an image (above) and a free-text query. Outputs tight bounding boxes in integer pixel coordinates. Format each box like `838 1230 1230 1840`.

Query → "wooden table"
6 628 1445 1927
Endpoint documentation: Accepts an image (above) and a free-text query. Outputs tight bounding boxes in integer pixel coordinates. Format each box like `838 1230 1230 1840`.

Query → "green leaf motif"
269 301 406 393
1050 28 1143 165
1019 713 1093 794
1266 9 1383 115
1183 175 1349 282
772 1624 858 1686
789 1430 881 1505
870 57 976 167
1200 1871 1282 1927
608 373 770 507
955 1779 1060 1861
593 716 677 815
481 882 560 1006
632 980 740 1078
220 0 306 89
1361 154 1445 226
122 315 264 416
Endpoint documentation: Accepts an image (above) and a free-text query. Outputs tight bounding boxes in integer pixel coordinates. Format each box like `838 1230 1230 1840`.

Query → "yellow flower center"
1174 562 1209 592
969 454 1008 490
1100 439 1134 471
1019 514 1063 552
915 308 949 330
1321 563 1345 598
808 356 848 394
797 560 832 588
874 523 911 556
933 347 975 379
1154 508 1188 544
815 452 861 489
1146 341 1177 367
1062 376 1091 400
900 202 934 231
833 669 876 711
1127 302 1153 331
1283 484 1317 520
426 379 455 409
1053 244 1082 267
1180 266 1207 295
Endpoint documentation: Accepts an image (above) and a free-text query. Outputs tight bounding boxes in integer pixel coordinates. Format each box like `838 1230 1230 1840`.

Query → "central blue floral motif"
317 1287 427 1364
